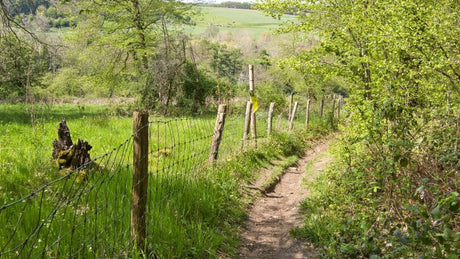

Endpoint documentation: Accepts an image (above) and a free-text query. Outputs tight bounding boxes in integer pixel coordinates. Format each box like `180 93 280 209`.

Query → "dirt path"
237 139 332 259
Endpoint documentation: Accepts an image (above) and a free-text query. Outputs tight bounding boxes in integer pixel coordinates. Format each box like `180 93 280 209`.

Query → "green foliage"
257 82 286 112
44 5 76 28
175 61 219 114
258 0 460 257
63 0 194 105
257 49 271 69
0 33 49 102
8 0 50 16
208 41 243 83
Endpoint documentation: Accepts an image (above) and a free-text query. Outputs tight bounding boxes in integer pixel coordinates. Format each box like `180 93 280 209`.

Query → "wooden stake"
337 96 341 120
132 110 149 254
248 65 257 148
268 102 275 136
331 98 336 128
319 99 324 117
289 102 298 131
209 105 227 162
306 99 311 128
243 101 252 148
251 109 257 148
288 93 293 121
249 65 255 93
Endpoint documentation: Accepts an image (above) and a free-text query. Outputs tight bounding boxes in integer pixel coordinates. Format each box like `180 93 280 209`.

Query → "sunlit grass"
0 103 133 196
186 7 295 38
0 102 333 257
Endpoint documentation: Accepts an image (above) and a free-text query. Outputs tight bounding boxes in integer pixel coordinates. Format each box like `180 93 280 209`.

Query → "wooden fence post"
268 102 274 136
209 104 227 162
289 101 298 131
249 65 257 148
242 101 252 148
251 110 257 148
132 110 149 254
319 99 324 118
330 98 336 128
288 93 293 121
305 98 311 128
249 64 255 94
337 96 342 120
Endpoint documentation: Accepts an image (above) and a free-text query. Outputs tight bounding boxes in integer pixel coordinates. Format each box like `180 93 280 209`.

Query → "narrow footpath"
238 139 332 259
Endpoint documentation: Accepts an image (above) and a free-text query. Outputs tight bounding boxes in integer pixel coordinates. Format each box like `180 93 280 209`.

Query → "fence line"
0 134 134 257
0 97 344 257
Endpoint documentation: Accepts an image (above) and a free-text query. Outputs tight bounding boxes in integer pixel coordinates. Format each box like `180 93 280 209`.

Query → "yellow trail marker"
250 95 259 113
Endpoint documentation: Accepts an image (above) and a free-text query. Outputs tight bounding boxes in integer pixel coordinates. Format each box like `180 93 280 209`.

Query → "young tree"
0 32 49 102
68 0 193 104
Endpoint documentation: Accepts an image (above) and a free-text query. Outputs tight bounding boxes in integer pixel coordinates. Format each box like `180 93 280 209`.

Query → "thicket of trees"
1 0 334 115
204 1 252 9
258 0 459 257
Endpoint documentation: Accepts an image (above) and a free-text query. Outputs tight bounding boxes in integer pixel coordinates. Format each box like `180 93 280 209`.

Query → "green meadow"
0 104 134 196
0 102 331 257
187 7 295 38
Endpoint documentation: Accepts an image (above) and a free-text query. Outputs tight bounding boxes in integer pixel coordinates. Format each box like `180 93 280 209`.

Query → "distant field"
187 6 294 38
39 7 292 41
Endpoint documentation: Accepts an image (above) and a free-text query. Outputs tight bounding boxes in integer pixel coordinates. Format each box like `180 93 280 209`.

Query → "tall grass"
0 102 332 257
0 104 133 197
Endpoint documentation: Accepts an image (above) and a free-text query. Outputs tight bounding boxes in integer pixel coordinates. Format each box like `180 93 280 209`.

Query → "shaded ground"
238 139 332 259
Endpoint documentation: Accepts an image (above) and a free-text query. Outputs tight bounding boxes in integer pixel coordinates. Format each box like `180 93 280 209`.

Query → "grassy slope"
187 6 294 38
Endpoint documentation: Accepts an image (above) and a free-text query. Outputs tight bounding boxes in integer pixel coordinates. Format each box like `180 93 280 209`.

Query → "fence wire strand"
0 133 134 257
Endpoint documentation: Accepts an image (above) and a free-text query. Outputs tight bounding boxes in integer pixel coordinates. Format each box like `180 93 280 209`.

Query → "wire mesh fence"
0 137 134 257
0 97 342 257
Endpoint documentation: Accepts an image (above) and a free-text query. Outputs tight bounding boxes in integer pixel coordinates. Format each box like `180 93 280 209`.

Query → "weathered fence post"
249 64 255 94
267 102 275 136
289 101 298 131
250 111 257 147
249 65 257 148
319 99 324 118
132 110 149 254
288 93 293 121
337 96 342 120
305 98 311 128
243 101 252 148
330 97 336 128
209 104 227 163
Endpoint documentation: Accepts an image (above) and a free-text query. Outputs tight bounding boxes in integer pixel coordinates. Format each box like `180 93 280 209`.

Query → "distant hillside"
187 6 294 38
203 1 252 9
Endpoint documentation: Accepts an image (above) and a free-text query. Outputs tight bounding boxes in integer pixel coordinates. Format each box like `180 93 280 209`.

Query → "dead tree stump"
52 119 92 170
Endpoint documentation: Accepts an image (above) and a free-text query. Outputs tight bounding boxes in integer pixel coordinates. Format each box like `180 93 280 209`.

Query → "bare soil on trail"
237 139 332 259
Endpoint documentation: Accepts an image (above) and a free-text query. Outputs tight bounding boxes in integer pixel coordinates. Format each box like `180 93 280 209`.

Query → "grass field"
0 102 332 257
0 104 134 196
187 7 295 38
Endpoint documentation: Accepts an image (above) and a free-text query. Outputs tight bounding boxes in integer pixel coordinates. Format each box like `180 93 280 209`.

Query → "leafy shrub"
294 108 460 258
